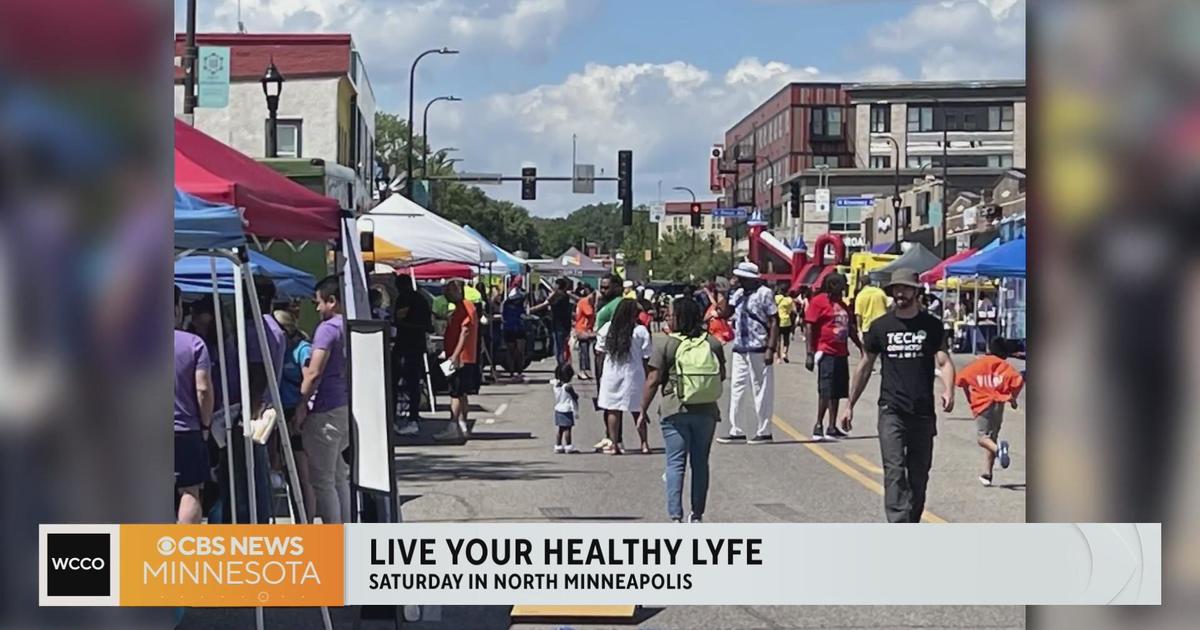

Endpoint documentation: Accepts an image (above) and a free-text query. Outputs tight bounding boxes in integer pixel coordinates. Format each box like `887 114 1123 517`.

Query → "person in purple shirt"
175 286 213 525
244 274 287 414
293 275 350 524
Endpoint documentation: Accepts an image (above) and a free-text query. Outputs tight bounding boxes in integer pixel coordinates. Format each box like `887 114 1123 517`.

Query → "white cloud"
868 0 1025 80
430 58 903 217
184 0 585 83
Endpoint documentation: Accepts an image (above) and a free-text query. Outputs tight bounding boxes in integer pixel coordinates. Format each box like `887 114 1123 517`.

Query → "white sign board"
815 188 831 215
349 324 392 494
573 164 595 194
649 202 665 223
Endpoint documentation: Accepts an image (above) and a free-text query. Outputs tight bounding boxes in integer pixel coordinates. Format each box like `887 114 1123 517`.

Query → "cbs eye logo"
45 533 111 597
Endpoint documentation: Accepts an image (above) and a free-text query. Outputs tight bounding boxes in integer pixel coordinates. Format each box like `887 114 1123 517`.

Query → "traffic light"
618 150 633 225
521 166 536 200
617 150 632 201
788 181 802 218
690 202 702 228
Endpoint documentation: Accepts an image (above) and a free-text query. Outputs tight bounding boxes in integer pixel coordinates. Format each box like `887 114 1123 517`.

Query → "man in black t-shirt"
392 274 433 435
531 277 575 367
840 268 956 524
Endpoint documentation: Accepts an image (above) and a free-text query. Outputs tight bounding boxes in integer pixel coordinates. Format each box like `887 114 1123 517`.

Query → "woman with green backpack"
641 297 727 523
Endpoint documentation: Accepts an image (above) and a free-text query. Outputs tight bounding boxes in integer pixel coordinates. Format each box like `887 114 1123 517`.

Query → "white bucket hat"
733 261 761 279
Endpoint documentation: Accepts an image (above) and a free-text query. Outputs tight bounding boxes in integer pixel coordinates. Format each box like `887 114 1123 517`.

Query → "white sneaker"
458 419 471 437
978 475 993 487
554 445 565 454
564 445 579 454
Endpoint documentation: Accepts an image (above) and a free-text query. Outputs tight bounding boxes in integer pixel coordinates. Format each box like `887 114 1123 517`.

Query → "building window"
811 107 843 139
870 104 890 133
829 206 861 232
989 104 1015 131
813 155 839 168
266 119 303 157
907 155 935 168
869 155 891 169
907 106 934 132
987 154 1014 168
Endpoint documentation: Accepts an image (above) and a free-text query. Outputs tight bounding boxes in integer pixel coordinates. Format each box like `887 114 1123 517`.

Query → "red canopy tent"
920 248 977 283
397 261 474 281
175 119 340 241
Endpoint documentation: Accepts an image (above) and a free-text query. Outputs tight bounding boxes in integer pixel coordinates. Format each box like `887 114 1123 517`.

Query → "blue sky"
176 0 1025 216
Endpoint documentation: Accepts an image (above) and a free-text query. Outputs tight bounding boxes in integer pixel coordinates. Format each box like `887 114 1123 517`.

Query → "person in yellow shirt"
775 286 797 363
854 278 890 334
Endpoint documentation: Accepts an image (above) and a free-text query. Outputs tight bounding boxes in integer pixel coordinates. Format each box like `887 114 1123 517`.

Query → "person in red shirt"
804 273 863 440
442 280 480 441
955 337 1025 486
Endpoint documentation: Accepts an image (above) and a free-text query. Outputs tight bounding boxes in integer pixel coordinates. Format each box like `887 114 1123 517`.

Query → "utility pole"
940 99 951 257
182 0 198 121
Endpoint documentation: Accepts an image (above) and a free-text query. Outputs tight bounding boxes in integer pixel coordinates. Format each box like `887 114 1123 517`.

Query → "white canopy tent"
359 194 497 267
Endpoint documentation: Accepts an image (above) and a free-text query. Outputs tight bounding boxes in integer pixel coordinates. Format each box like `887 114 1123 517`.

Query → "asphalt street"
182 341 1026 630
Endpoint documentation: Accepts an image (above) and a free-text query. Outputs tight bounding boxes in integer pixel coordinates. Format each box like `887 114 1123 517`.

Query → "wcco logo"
41 530 114 601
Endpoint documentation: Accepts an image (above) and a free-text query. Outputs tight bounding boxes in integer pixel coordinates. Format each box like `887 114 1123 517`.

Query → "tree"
651 230 728 282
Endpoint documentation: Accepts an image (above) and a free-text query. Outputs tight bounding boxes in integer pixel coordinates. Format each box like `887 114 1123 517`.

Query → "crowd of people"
173 274 351 528
173 259 1025 528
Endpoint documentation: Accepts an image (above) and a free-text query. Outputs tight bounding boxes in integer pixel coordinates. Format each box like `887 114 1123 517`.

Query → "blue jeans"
552 327 570 366
661 412 718 521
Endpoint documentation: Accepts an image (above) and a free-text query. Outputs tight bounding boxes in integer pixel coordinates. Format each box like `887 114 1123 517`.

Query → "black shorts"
174 430 209 489
779 325 794 341
503 329 526 343
817 354 850 400
448 363 481 397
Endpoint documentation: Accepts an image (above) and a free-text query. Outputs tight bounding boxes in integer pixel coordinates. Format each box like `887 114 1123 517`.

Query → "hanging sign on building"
196 46 230 109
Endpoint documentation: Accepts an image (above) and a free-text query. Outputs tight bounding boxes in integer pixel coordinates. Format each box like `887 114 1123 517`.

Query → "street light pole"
673 186 697 254
182 0 198 119
261 59 285 158
421 95 461 177
880 135 901 243
406 47 459 199
940 99 951 257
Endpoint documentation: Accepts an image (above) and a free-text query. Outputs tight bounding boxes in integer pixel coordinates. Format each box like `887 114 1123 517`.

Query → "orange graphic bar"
118 525 343 607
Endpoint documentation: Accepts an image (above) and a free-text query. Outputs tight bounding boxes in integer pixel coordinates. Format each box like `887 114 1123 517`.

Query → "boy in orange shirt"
955 337 1025 486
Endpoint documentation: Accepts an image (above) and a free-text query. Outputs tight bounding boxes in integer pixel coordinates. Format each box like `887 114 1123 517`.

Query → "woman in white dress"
595 299 653 454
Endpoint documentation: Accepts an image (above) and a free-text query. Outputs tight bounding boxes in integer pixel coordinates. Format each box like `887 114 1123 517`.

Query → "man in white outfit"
718 262 779 444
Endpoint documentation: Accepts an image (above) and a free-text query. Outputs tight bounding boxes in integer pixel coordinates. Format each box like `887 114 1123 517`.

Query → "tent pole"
231 255 265 630
210 258 238 525
243 261 334 630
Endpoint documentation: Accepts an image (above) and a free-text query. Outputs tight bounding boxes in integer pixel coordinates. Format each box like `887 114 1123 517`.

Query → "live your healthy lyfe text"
366 536 763 591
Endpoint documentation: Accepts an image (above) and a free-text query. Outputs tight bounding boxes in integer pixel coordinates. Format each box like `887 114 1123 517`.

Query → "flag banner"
41 523 1160 607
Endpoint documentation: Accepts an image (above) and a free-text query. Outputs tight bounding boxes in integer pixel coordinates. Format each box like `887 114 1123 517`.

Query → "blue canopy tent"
175 250 316 299
174 187 244 250
974 238 1026 278
462 225 525 276
944 237 1015 277
173 187 316 554
944 237 1026 351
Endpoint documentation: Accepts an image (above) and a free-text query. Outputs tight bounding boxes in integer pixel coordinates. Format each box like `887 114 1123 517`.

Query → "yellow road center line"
771 415 947 524
846 453 884 475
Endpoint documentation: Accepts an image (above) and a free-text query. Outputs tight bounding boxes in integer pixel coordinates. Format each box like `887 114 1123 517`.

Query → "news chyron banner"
41 523 1161 607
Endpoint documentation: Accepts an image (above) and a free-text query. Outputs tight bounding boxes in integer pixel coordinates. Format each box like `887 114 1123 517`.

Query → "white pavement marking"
495 403 509 416
484 418 495 424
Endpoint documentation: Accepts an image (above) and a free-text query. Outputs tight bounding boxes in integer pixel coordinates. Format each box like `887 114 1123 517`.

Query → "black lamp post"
261 58 285 158
422 95 462 176
405 47 459 198
879 135 902 243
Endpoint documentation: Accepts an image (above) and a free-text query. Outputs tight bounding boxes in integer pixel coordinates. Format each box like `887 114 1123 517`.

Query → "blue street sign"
835 197 875 207
197 46 230 109
712 207 748 218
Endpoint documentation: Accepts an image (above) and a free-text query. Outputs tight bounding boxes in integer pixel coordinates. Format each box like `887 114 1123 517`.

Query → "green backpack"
667 333 722 405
